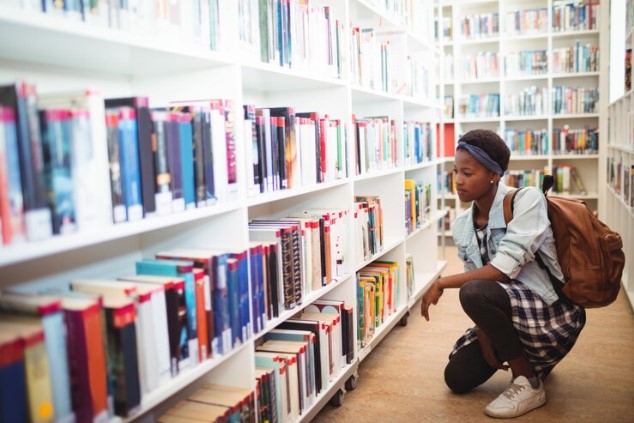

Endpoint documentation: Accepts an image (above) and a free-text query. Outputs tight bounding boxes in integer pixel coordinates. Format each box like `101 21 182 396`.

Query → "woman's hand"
421 278 444 321
475 328 509 371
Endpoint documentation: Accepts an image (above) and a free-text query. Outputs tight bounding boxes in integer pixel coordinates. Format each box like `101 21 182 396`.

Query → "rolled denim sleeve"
490 187 550 279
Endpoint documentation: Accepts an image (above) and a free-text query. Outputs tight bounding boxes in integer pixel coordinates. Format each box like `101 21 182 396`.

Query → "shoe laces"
502 382 527 400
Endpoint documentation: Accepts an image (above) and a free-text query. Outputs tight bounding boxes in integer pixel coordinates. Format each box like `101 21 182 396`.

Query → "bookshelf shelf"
551 29 600 39
0 202 243 268
408 261 447 309
253 274 352 342
0 9 232 76
1 0 442 421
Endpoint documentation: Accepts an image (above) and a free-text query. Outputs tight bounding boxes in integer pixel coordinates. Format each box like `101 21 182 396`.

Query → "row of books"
454 87 600 118
504 166 588 196
504 169 549 191
457 12 500 40
552 42 600 74
457 94 500 119
552 1 600 33
238 0 342 79
505 50 548 77
254 299 354 422
357 260 400 349
448 44 598 80
504 8 548 35
352 116 397 175
504 129 550 156
403 121 433 166
350 28 397 94
505 86 549 117
404 180 432 236
607 156 634 209
553 125 599 154
248 210 351 316
551 165 588 195
352 195 384 266
106 97 238 224
460 51 500 81
0 83 110 245
1 243 272 421
455 2 599 40
243 107 347 196
13 0 221 50
0 82 243 247
158 384 255 423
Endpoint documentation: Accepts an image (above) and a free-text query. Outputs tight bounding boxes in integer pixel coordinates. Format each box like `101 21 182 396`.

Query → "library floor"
312 245 634 422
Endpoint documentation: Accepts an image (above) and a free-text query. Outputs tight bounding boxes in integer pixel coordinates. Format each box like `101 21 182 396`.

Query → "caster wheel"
345 374 358 391
399 311 410 327
329 389 345 407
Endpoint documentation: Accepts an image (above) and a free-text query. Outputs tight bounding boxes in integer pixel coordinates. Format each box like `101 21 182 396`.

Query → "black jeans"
444 280 525 394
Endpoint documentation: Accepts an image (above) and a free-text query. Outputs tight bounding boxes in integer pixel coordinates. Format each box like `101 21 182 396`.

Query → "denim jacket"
452 183 562 305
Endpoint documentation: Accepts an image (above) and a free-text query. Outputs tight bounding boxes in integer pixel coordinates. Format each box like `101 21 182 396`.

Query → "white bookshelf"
0 1 444 421
606 0 634 311
435 0 608 236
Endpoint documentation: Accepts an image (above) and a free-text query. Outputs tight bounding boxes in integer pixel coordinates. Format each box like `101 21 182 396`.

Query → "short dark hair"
458 129 510 172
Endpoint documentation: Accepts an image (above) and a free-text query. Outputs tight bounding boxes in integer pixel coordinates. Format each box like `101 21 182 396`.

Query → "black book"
243 104 260 189
166 113 183 210
269 107 296 189
105 97 156 217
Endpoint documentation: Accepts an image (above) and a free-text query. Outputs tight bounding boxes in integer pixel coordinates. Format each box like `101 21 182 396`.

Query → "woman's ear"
490 173 500 184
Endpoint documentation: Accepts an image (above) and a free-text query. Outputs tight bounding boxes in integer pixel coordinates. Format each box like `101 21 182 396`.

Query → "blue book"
177 113 196 210
40 109 77 235
0 331 28 423
136 259 198 367
226 258 240 349
248 243 264 334
117 107 143 221
228 250 250 343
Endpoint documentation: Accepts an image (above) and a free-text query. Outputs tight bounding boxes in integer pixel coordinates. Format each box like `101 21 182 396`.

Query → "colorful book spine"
117 107 143 221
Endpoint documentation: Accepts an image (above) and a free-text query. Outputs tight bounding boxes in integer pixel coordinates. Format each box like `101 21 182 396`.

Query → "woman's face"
453 149 496 203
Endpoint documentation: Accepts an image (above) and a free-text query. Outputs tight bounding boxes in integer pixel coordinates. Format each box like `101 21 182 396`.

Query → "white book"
38 90 112 233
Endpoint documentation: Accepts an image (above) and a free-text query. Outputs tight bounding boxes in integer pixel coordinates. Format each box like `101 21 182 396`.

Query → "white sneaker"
484 375 546 418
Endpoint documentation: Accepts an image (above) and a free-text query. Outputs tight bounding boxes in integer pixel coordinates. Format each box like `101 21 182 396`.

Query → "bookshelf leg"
399 311 410 327
329 388 346 407
345 373 359 391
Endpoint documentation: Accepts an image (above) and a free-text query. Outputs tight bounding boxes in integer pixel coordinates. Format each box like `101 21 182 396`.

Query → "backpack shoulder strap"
503 187 524 225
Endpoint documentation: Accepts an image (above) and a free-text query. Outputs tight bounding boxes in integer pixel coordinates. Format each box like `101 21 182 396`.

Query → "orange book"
193 268 209 361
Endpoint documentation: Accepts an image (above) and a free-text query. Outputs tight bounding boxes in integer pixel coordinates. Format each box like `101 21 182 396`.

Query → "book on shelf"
117 274 183 379
69 278 161 395
6 288 111 423
0 82 52 242
0 319 54 423
39 89 112 233
0 293 74 423
255 352 287 422
0 329 28 423
135 259 200 367
257 340 312 414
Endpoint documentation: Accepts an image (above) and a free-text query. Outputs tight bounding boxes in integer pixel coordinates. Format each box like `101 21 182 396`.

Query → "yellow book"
0 320 54 423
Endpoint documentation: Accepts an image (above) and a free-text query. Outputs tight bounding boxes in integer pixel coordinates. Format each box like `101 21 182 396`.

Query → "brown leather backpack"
503 176 625 308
